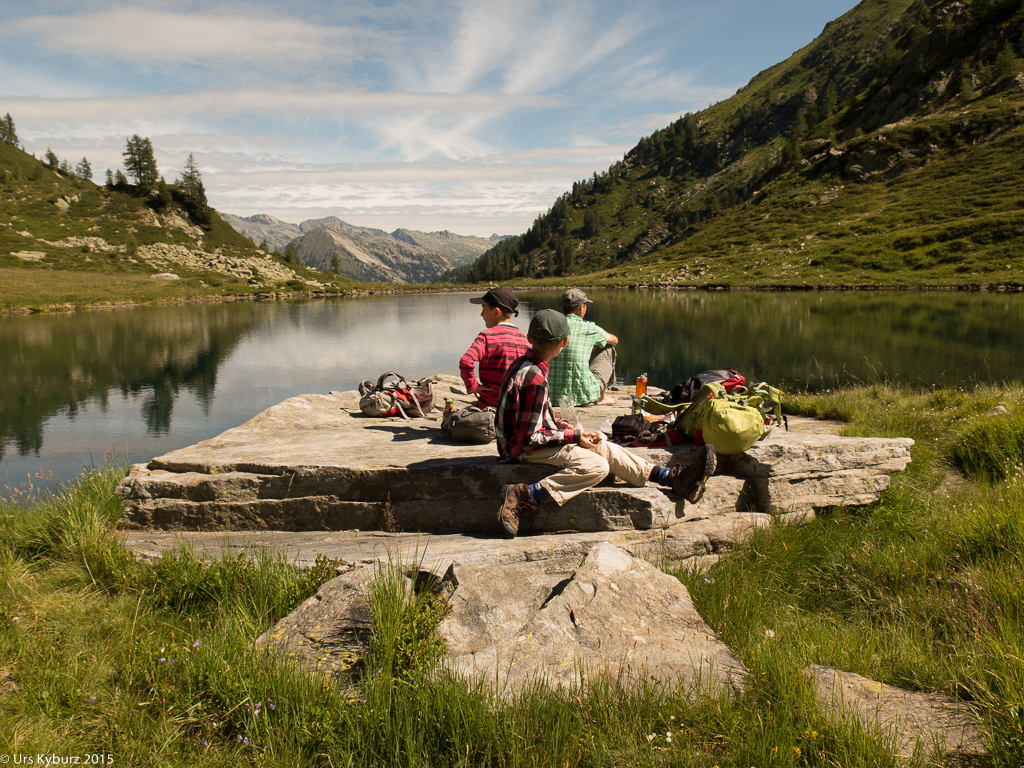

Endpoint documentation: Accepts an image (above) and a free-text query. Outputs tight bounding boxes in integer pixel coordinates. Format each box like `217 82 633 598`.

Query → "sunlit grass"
2 383 1024 764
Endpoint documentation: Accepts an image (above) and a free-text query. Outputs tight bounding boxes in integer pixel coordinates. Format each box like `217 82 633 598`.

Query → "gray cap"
528 309 570 342
560 288 593 311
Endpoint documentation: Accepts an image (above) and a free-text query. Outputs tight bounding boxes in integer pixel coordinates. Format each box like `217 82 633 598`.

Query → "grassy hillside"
0 141 364 312
458 0 1024 289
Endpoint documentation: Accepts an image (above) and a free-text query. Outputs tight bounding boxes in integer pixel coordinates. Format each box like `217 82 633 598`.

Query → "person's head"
560 288 593 317
527 309 569 361
470 287 519 328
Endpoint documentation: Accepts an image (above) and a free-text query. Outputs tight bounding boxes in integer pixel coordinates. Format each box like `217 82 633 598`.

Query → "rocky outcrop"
253 541 746 697
116 376 912 535
137 243 306 285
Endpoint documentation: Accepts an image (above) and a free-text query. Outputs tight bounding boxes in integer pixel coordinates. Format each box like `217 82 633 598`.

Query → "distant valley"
224 213 506 284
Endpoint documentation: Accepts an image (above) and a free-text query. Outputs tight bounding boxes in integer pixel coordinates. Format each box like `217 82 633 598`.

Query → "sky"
1 0 861 237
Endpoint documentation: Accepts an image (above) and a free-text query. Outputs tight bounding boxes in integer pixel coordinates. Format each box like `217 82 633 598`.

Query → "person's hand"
477 384 493 392
580 431 603 450
556 419 572 429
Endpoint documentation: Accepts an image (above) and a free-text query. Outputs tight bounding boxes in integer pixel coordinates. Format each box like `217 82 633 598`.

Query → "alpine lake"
2 288 1022 498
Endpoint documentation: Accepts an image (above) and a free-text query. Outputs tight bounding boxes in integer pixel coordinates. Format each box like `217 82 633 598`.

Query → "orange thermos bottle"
636 372 648 399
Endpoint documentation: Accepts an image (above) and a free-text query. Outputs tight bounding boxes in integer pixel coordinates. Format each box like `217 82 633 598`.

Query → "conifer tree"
0 113 16 145
179 153 206 204
123 135 158 186
44 147 59 170
76 157 93 181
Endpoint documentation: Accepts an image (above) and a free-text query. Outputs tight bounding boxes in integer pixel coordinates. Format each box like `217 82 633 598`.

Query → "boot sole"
498 484 520 538
684 445 718 504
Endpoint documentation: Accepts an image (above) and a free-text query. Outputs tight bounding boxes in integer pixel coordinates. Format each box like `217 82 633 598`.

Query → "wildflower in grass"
88 696 96 703
793 746 801 756
646 734 655 742
192 639 200 648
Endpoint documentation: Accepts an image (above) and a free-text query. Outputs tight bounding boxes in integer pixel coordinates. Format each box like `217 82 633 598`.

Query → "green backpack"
637 382 785 455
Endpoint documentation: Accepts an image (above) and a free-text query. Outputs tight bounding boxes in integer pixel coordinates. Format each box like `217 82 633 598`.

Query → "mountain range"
224 213 505 284
456 0 1024 288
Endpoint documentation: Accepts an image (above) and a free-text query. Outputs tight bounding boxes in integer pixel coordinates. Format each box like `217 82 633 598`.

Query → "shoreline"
3 280 1022 316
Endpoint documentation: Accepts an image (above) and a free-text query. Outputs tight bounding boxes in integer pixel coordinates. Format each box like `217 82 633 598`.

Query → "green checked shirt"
547 313 610 406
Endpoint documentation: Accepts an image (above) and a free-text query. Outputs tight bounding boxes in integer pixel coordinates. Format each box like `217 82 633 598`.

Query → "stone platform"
116 375 914 535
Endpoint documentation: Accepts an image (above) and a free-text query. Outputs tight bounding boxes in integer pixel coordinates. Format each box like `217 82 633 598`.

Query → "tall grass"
2 383 1023 765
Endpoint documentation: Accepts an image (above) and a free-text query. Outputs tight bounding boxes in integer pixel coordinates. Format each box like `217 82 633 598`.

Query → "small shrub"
365 560 449 680
949 411 1024 481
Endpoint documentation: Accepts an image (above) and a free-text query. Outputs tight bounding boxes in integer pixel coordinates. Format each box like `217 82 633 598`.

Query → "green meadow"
1 383 1023 766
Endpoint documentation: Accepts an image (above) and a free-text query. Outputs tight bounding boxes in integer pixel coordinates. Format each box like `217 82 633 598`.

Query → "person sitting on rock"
494 308 716 538
459 287 530 410
547 288 619 407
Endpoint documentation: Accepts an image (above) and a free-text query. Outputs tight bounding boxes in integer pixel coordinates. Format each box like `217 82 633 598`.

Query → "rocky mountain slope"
458 0 1024 288
226 213 504 284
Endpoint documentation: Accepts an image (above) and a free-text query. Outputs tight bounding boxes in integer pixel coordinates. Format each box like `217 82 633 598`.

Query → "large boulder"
441 542 747 696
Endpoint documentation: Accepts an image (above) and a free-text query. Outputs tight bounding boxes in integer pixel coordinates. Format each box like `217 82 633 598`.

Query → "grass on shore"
1 384 1023 766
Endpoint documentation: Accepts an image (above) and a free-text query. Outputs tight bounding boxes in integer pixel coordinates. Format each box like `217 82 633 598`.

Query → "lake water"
2 288 1022 498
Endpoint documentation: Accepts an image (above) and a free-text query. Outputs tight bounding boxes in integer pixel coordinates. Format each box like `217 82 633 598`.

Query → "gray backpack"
358 372 436 419
441 405 496 444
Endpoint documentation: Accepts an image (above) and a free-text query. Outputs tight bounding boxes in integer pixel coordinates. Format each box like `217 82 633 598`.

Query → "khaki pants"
520 439 654 506
589 344 617 392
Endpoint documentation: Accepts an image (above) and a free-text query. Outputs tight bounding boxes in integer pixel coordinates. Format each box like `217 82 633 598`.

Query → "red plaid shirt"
459 322 530 409
496 350 579 462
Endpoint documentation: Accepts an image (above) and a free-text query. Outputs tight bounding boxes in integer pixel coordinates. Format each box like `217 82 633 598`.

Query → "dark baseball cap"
528 309 570 342
560 288 593 311
470 286 519 315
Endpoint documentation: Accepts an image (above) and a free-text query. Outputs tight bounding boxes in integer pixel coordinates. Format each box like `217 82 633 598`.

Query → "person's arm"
592 323 617 348
458 332 486 394
518 376 578 452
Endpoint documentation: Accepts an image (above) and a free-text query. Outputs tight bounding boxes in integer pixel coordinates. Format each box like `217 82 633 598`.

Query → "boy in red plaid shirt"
495 309 716 538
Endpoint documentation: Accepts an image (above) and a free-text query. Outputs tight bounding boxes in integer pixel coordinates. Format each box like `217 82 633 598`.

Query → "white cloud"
7 8 393 64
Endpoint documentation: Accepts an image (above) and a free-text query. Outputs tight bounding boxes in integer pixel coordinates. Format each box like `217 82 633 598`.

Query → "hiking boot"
669 444 718 504
498 483 537 538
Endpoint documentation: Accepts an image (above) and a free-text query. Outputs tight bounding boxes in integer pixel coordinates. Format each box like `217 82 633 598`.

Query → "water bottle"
635 372 648 399
442 397 454 418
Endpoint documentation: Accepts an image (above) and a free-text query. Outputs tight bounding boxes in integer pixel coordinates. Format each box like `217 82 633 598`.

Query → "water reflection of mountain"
0 304 262 461
523 290 1024 392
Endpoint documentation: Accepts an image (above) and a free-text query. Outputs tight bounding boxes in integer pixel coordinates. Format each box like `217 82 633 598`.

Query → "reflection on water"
2 290 1022 496
524 289 1024 392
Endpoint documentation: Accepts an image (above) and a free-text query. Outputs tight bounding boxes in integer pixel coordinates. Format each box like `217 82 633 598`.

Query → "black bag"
441 405 496 444
610 414 669 447
668 369 746 404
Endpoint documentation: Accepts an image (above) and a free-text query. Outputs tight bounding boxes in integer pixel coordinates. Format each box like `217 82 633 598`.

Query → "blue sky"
1 0 860 236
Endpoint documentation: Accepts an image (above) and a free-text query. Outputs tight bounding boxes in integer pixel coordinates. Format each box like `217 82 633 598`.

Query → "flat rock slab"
807 665 985 761
116 375 913 533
